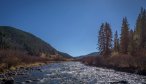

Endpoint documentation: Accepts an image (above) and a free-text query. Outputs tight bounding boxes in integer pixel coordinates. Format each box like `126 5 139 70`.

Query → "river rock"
2 79 14 84
25 80 32 83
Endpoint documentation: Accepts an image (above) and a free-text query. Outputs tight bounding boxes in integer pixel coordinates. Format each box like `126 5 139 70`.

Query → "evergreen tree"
98 23 105 54
104 22 112 56
120 17 129 54
98 22 112 57
113 31 120 52
134 8 146 50
128 29 135 55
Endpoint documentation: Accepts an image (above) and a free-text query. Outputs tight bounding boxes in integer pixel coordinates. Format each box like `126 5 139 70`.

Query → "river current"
14 62 146 84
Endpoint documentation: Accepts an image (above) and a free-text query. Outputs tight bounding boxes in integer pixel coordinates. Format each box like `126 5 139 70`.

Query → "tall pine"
98 22 112 57
120 17 129 54
134 8 146 50
98 23 105 54
128 29 135 55
113 31 120 52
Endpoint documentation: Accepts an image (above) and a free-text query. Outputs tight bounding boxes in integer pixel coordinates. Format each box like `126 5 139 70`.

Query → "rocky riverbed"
1 62 146 84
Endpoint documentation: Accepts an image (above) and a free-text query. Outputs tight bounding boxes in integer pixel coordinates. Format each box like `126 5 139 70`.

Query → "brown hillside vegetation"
0 26 73 73
0 50 49 72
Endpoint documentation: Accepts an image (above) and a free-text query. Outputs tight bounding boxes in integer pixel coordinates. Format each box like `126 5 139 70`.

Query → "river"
13 62 146 84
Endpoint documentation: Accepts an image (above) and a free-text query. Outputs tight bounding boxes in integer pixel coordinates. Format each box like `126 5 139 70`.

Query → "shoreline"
82 62 146 76
0 61 60 74
0 60 73 76
0 61 66 84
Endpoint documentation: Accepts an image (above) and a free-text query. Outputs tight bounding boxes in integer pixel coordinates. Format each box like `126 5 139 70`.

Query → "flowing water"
13 62 146 84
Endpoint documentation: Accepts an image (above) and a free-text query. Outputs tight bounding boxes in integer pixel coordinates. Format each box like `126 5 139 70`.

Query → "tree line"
98 8 146 57
81 8 146 73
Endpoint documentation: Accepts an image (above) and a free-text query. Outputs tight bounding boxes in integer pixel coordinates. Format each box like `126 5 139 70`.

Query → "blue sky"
0 0 146 56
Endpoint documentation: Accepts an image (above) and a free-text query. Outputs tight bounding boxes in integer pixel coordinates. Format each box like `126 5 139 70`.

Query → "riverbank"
0 62 47 84
0 61 47 74
84 63 146 76
0 60 69 74
0 61 71 84
80 55 146 76
0 60 74 77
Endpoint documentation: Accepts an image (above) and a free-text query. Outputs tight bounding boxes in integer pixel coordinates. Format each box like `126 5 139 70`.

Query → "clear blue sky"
0 0 146 56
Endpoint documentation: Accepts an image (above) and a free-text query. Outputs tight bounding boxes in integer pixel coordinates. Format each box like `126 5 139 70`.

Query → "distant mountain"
0 26 72 59
58 51 73 58
86 52 99 56
76 52 99 59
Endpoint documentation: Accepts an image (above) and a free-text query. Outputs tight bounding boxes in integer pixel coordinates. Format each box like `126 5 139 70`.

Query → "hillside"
0 26 72 70
58 51 73 58
0 26 57 56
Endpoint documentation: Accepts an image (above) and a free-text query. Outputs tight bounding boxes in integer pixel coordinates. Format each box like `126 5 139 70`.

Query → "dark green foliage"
0 26 73 70
98 22 112 57
0 26 57 56
128 29 135 55
135 8 146 50
113 31 120 52
98 23 105 53
120 17 129 54
81 7 146 75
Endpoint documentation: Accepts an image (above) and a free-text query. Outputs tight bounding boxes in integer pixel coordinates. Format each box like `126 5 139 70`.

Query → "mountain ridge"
76 52 99 59
0 26 72 58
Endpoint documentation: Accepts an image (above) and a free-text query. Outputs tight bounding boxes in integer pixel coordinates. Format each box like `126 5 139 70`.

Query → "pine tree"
114 31 120 52
98 22 112 57
120 17 129 54
104 22 112 56
98 23 105 54
128 29 135 55
134 8 146 50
